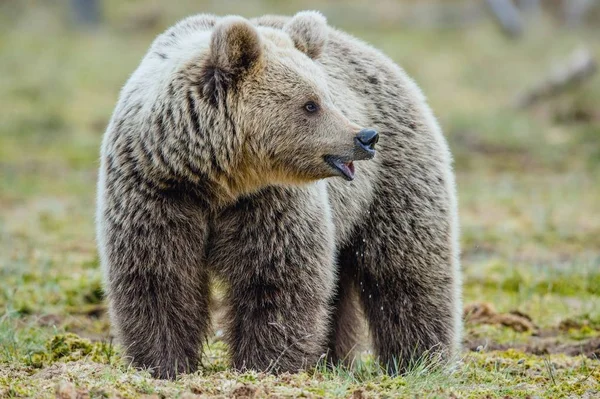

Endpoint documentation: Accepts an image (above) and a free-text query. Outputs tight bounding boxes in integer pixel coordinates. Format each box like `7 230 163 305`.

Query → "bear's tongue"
335 160 355 181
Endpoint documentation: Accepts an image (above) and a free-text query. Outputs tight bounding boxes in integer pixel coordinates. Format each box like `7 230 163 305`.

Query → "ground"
1 1 599 398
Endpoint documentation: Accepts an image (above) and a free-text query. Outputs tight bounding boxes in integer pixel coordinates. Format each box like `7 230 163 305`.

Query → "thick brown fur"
97 11 462 379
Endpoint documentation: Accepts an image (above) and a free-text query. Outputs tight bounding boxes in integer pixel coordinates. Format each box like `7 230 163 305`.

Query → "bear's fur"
96 11 462 379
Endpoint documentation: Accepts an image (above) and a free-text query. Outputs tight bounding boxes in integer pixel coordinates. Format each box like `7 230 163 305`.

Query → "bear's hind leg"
326 246 363 366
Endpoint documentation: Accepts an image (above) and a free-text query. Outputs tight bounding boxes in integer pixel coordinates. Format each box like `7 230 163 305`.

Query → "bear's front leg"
208 184 336 372
99 192 211 379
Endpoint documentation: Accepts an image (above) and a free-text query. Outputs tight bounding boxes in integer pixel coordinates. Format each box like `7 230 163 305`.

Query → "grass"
1 1 600 397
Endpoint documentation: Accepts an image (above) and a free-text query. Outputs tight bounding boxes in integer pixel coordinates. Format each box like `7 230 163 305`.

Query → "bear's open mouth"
324 155 355 181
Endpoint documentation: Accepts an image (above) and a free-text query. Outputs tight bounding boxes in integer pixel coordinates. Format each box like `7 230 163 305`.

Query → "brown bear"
96 11 461 379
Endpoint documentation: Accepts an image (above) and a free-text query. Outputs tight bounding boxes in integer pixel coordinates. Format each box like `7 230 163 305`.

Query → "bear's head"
190 11 377 198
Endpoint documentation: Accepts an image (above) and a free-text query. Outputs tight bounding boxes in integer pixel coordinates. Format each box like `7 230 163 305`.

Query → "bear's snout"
353 128 379 160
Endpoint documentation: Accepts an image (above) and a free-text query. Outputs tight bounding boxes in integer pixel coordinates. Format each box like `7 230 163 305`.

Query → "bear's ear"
284 11 328 59
202 17 262 105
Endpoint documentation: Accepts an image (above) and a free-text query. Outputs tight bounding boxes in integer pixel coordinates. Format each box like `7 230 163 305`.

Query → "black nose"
356 129 379 150
353 128 378 160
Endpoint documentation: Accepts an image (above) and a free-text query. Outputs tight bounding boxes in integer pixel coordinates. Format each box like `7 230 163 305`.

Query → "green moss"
48 333 94 359
201 339 229 373
25 333 118 368
566 324 598 341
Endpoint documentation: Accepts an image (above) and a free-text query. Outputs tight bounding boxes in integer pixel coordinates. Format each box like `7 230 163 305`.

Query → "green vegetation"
1 1 599 397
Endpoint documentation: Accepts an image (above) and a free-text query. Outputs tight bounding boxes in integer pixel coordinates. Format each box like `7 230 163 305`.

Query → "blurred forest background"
1 0 600 397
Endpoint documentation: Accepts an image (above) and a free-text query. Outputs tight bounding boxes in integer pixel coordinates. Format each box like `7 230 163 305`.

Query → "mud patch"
464 302 537 332
464 303 600 359
559 337 600 358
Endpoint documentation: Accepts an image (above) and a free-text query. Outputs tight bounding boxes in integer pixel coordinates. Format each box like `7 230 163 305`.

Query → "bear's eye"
304 101 319 114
